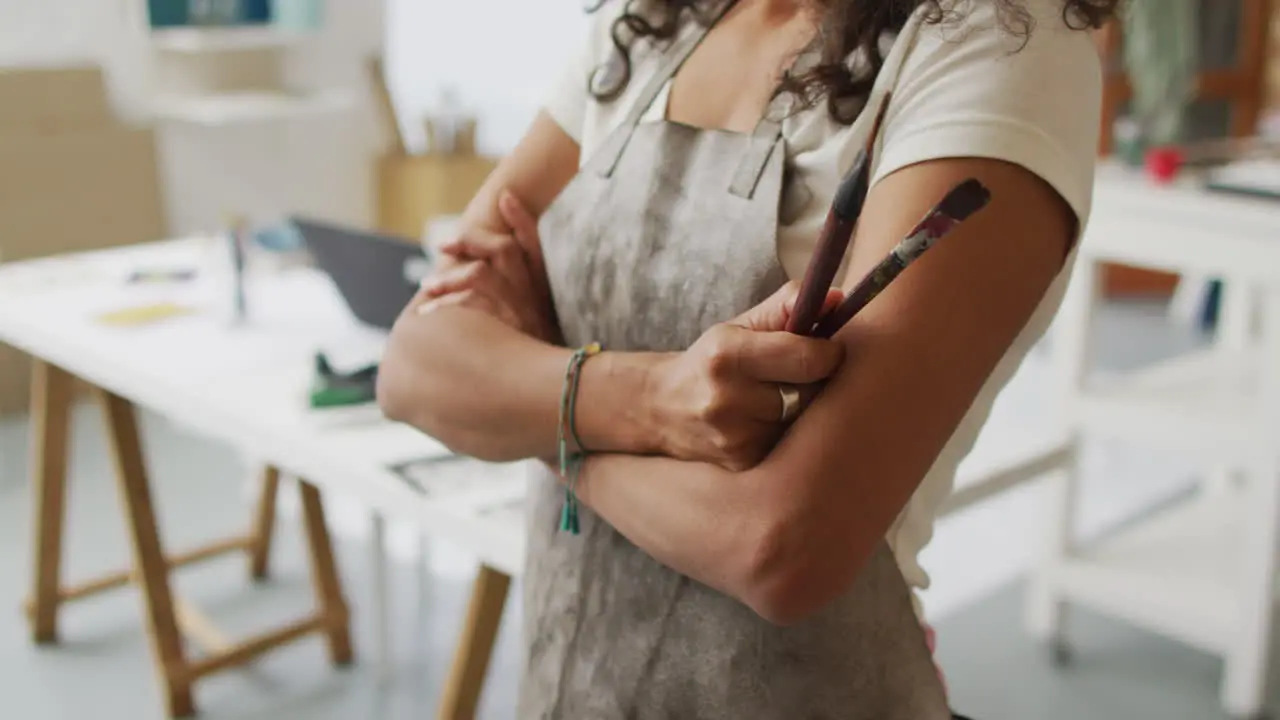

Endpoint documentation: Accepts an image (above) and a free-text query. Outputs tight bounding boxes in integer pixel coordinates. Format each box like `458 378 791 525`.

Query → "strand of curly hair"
585 0 1119 124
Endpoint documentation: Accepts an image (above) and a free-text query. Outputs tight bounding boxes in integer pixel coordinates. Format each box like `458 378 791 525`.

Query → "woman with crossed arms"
379 0 1111 716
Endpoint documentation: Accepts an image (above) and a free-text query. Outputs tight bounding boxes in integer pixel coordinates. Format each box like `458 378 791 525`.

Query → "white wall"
0 0 585 237
385 0 588 155
0 0 154 119
0 0 382 236
153 0 384 234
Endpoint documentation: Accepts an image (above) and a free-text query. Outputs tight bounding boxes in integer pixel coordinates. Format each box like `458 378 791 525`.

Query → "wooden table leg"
247 466 281 581
437 564 511 720
24 370 356 716
96 388 195 718
27 360 73 645
298 479 354 666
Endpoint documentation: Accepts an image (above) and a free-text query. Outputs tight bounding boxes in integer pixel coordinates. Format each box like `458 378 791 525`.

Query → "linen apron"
523 5 953 718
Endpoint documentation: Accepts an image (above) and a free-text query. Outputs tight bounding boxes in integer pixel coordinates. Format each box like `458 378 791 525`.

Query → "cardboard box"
0 128 167 261
0 66 167 415
376 153 497 240
0 128 165 415
0 66 112 132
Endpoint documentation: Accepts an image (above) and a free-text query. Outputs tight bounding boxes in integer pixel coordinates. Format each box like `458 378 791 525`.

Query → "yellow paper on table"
96 302 196 327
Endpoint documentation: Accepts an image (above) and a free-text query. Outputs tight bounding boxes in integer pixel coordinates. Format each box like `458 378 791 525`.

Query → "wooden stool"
24 360 354 718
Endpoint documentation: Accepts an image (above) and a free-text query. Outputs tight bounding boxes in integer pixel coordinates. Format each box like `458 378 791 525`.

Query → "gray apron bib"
522 7 953 718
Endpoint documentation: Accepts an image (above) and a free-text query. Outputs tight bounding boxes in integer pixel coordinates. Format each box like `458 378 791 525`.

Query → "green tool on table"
308 352 379 409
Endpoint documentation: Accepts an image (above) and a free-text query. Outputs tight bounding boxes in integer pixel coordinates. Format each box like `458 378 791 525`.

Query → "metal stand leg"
1025 456 1079 664
1026 258 1094 662
371 513 392 681
416 533 431 612
1222 288 1280 718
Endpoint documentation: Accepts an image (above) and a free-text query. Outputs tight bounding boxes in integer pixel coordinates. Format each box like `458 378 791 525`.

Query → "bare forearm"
575 452 778 615
377 306 660 462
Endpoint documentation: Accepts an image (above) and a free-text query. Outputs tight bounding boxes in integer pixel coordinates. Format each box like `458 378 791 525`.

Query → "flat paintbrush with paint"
785 92 993 339
810 178 992 339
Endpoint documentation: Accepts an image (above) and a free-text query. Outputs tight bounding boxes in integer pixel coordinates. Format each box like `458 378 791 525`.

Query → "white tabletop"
0 239 527 576
1086 163 1280 281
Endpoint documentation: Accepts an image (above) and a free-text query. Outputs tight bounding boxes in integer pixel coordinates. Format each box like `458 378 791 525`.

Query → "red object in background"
1145 146 1185 184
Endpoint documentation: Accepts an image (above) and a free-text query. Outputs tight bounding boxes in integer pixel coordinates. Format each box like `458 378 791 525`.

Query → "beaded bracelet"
557 342 601 535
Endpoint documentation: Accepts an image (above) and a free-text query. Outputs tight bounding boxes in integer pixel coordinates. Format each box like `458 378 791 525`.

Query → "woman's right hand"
644 283 846 472
417 190 561 343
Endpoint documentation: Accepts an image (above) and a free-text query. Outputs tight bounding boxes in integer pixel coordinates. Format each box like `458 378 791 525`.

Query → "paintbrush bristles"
831 151 871 219
936 178 991 223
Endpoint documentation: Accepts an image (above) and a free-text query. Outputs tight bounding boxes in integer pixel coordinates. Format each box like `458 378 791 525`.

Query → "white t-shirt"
544 0 1101 614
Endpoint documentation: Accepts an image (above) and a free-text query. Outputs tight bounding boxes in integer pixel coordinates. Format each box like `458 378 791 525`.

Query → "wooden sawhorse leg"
96 384 195 715
248 465 281 580
22 359 354 717
437 564 511 720
27 360 73 644
298 479 354 665
26 362 284 641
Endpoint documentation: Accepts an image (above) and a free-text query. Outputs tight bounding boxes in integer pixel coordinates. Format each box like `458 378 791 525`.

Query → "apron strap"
728 38 815 199
728 28 903 200
729 92 788 199
599 0 738 178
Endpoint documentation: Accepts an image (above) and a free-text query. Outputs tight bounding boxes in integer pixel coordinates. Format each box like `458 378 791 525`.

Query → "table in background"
0 240 526 718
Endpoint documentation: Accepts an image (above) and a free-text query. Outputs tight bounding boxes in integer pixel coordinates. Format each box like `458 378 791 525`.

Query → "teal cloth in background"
1122 0 1199 144
243 0 271 23
148 0 188 27
273 0 326 30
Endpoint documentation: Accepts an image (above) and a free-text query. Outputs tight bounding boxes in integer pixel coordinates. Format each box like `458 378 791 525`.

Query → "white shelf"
1077 348 1262 464
1050 490 1247 655
152 26 313 53
153 91 353 126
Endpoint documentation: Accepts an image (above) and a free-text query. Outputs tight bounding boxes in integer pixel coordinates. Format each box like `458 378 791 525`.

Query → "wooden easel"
24 361 353 717
1095 0 1273 296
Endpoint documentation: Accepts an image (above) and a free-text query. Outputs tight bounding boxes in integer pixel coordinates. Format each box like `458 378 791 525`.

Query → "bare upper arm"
809 155 1073 493
747 156 1076 603
457 110 582 238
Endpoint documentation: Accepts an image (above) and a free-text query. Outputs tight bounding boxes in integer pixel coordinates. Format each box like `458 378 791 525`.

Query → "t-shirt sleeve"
870 3 1103 225
543 2 623 144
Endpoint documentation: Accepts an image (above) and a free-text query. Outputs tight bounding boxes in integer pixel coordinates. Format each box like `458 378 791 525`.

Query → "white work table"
1030 162 1280 718
0 239 524 718
1089 163 1280 283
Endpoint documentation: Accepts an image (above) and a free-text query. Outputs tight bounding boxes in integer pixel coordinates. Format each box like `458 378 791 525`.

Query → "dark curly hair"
587 0 1119 124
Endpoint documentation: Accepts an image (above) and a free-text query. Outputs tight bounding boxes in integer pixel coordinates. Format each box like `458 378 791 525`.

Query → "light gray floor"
1 300 1274 720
